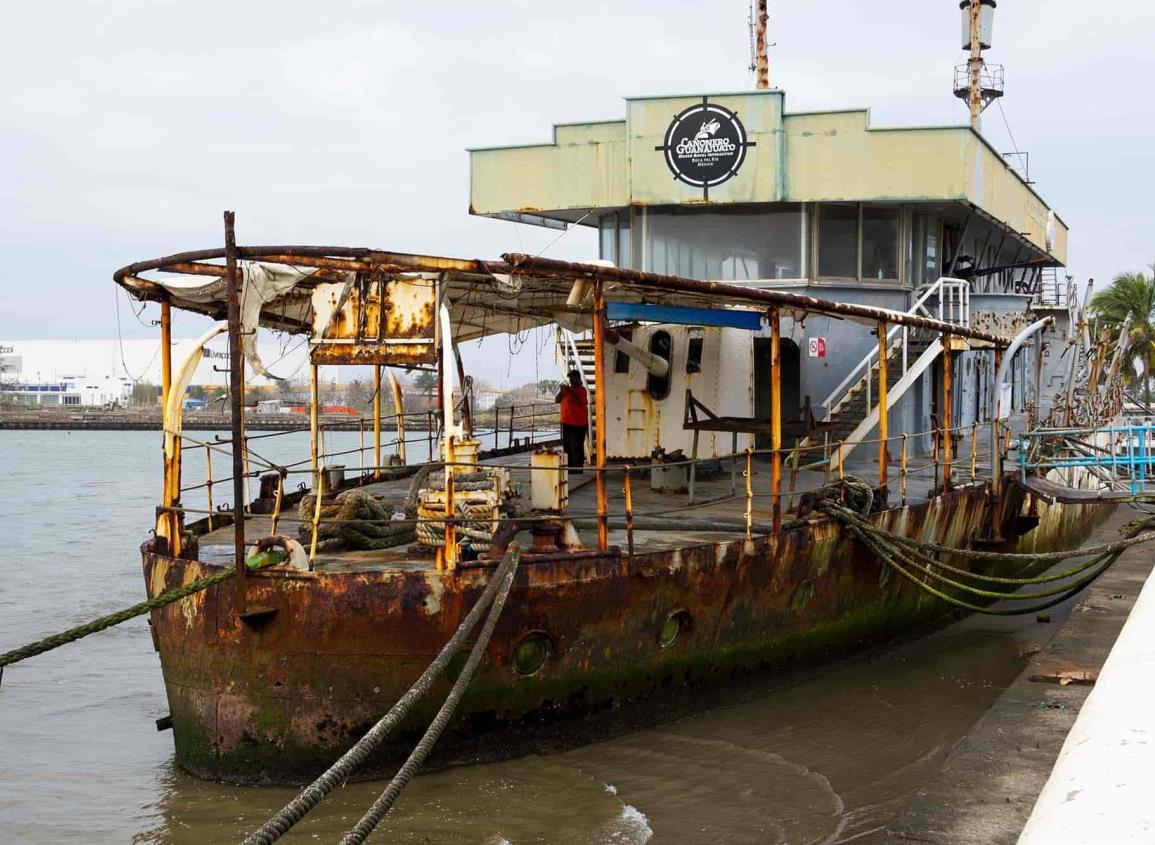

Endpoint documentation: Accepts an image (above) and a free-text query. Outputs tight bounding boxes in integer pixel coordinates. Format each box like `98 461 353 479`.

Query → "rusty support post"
770 305 782 532
970 421 978 482
508 402 515 449
309 469 325 564
967 0 983 127
223 211 248 615
900 433 908 504
942 334 953 493
593 281 609 551
427 411 434 461
205 444 214 532
158 299 181 556
372 365 382 480
387 369 406 466
744 447 754 540
270 471 284 535
623 466 634 560
440 434 457 570
310 363 320 492
358 417 365 480
877 320 889 494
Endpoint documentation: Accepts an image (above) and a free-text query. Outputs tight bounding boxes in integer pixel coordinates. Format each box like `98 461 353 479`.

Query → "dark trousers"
561 423 588 470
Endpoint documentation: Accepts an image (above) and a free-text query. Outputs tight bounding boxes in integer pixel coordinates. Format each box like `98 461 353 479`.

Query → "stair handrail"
818 277 970 422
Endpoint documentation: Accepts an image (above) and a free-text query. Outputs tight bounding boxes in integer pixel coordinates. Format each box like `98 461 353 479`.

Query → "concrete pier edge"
882 505 1155 843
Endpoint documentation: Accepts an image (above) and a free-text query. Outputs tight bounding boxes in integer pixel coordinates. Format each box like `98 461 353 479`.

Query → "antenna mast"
753 0 769 89
953 0 1004 127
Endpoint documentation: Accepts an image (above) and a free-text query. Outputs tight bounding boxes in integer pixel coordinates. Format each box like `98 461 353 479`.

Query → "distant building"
0 338 309 407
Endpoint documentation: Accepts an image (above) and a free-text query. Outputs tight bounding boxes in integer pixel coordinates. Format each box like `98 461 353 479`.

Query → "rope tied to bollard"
0 549 287 684
241 542 522 845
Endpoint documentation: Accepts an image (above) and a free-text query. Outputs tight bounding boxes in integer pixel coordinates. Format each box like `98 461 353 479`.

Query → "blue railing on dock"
1020 425 1155 497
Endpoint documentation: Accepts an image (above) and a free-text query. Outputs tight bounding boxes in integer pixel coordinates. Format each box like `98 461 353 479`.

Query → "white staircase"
808 277 971 469
557 328 596 457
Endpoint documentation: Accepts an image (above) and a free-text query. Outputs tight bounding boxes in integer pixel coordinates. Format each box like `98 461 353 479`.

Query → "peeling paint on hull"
143 483 1111 785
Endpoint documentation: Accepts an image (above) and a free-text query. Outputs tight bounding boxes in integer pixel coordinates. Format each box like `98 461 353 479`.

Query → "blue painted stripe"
606 302 764 330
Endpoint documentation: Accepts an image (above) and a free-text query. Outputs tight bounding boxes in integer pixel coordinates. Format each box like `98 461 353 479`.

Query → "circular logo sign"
657 102 753 190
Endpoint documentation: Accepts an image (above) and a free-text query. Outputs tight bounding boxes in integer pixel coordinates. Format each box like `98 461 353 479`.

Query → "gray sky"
2 1 1152 385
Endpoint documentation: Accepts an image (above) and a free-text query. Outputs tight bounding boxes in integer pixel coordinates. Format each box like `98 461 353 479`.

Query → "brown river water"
0 430 1071 843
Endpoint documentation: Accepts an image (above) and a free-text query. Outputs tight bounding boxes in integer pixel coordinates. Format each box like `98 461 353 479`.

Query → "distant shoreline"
0 407 559 433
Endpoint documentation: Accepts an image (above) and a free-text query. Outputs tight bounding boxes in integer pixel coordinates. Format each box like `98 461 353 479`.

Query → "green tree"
131 380 158 406
412 370 437 398
1089 265 1155 404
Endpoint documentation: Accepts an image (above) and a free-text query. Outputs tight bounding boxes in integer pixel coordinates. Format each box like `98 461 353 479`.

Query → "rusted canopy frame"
502 254 1012 347
116 246 1013 346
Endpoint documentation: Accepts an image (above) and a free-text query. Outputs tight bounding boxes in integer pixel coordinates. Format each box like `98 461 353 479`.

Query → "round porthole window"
512 631 552 676
658 610 691 649
444 645 473 683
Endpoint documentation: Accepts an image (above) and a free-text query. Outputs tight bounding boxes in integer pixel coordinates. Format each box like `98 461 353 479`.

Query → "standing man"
555 369 588 472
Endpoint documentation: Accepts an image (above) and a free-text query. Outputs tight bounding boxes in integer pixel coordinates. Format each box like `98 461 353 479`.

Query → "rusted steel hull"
143 483 1111 785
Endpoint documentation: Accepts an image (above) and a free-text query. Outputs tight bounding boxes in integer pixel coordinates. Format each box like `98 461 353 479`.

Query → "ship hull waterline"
142 481 1111 785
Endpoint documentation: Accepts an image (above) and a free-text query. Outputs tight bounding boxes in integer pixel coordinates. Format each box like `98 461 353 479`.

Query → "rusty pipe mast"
754 0 769 90
955 0 1002 129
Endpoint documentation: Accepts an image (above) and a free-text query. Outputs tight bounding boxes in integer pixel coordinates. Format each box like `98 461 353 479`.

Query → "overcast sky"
2 1 1152 385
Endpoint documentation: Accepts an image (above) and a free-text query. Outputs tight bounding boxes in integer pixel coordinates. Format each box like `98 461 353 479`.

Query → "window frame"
814 202 904 284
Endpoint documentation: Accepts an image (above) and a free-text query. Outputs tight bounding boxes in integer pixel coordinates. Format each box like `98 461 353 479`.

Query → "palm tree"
1088 264 1155 404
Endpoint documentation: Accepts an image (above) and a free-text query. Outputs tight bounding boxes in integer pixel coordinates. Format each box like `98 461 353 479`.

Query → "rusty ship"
112 9 1126 785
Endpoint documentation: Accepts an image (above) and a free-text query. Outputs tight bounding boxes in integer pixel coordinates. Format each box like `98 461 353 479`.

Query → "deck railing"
168 414 1012 569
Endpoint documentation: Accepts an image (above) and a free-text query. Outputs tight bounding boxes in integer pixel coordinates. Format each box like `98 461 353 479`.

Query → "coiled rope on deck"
0 550 286 679
241 542 522 845
818 500 1155 615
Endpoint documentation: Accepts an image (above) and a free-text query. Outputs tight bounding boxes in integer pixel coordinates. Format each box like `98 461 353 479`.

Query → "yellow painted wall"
468 94 1066 263
783 113 970 202
468 121 627 214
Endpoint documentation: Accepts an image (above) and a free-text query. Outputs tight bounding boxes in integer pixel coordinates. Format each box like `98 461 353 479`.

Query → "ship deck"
196 443 988 573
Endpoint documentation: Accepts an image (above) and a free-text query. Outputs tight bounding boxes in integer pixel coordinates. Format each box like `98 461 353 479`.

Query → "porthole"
444 645 473 683
512 631 552 677
658 610 691 649
790 579 815 611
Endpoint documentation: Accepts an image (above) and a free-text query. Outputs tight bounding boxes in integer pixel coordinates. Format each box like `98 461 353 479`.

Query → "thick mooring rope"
339 540 521 845
0 550 285 679
818 501 1155 616
241 542 522 845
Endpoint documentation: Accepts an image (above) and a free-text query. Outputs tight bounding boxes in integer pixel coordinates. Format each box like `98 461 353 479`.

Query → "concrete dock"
882 504 1155 843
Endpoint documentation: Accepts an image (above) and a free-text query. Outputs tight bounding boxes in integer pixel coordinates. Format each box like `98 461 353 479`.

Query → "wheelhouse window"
817 203 901 282
910 213 941 287
817 204 858 278
862 207 899 280
641 204 804 281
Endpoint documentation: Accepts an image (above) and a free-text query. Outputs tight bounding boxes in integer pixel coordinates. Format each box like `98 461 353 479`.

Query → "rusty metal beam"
501 254 1011 346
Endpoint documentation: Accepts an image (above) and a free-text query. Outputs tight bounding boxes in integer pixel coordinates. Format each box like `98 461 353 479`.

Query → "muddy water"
0 431 1068 843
